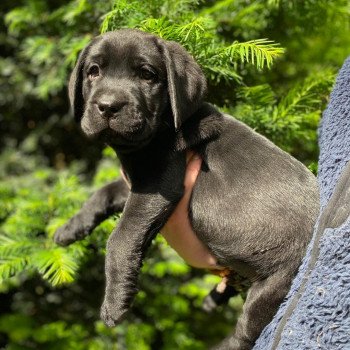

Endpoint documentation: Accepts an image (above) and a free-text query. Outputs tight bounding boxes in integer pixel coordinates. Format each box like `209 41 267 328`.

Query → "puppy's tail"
202 280 238 313
202 272 250 313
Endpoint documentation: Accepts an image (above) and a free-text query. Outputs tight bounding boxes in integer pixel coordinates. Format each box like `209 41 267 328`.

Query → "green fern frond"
237 84 276 107
139 17 173 39
49 173 88 218
218 39 285 69
102 0 284 84
0 256 28 282
230 69 335 153
0 235 37 257
100 0 151 32
201 64 242 84
274 69 335 119
140 16 212 44
2 199 49 237
100 0 138 33
0 154 91 288
64 35 92 68
173 17 207 42
31 248 79 286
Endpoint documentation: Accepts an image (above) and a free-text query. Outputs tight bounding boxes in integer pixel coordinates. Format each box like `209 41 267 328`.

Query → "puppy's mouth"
102 121 145 141
82 111 146 137
81 106 155 151
108 118 145 137
98 119 153 152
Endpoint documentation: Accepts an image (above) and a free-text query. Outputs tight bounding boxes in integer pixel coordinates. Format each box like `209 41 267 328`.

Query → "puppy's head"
69 29 207 151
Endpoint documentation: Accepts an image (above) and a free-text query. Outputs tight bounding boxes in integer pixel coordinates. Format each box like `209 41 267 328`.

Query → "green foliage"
1 0 349 348
101 0 285 85
0 314 120 350
0 148 88 286
4 0 99 99
218 39 284 69
98 0 342 162
0 143 234 349
231 69 335 157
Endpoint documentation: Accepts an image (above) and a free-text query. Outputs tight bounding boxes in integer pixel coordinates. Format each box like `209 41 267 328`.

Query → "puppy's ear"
68 42 94 122
159 40 207 130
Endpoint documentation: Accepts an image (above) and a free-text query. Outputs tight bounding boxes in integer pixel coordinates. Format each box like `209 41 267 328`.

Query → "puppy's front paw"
53 217 85 246
100 299 128 327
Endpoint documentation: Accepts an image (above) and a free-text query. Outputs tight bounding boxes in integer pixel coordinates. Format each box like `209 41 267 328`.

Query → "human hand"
161 151 221 269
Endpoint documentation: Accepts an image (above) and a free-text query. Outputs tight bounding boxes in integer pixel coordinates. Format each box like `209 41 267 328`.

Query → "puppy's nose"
96 98 127 119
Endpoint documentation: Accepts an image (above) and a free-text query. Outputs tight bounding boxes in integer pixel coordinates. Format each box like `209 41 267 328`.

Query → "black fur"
54 29 319 350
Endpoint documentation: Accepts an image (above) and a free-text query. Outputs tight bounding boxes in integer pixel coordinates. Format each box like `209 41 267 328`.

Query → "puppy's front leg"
100 191 179 327
54 178 129 246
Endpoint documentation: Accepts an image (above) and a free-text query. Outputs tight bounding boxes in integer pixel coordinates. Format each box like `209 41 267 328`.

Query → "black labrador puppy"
54 29 319 349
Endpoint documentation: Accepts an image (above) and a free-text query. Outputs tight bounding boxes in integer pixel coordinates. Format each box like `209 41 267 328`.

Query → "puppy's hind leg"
212 270 292 350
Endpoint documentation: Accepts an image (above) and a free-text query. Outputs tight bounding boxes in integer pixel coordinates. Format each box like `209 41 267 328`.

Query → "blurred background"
0 0 349 349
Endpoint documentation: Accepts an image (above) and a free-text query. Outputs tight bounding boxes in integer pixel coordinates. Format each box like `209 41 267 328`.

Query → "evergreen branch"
31 248 79 286
217 39 285 69
0 235 36 258
139 17 174 39
140 16 211 44
100 0 141 33
274 70 335 119
0 256 28 282
237 84 276 107
202 65 242 84
173 17 207 42
231 70 335 153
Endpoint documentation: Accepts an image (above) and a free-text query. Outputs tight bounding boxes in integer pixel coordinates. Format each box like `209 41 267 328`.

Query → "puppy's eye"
87 65 100 80
139 67 156 81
